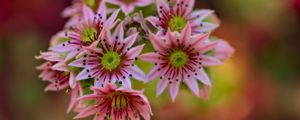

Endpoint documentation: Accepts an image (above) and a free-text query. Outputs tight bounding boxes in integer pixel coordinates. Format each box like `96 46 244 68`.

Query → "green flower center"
168 16 187 32
169 51 188 68
82 27 97 44
101 51 121 71
110 92 129 110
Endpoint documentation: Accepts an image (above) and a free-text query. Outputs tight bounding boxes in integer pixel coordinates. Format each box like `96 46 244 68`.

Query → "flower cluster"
36 0 234 119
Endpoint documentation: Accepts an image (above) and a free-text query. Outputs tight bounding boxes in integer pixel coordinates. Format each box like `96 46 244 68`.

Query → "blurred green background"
1 0 300 120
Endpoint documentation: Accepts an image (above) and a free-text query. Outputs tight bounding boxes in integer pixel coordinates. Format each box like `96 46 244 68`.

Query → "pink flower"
50 3 120 61
214 39 234 61
140 23 223 101
62 0 104 28
74 84 152 120
69 23 146 88
147 0 218 35
106 0 153 15
36 51 84 113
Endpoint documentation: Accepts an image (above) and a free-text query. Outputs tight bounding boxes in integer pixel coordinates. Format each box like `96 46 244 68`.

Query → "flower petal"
200 55 223 66
184 76 199 97
123 33 138 49
180 22 191 45
76 68 98 80
97 1 107 21
146 65 162 83
113 22 124 41
127 44 145 59
169 80 180 101
146 16 159 28
104 9 120 29
139 52 160 62
82 5 94 21
74 106 98 119
149 32 165 52
121 5 134 15
156 78 168 97
195 68 211 86
52 62 68 72
128 65 146 81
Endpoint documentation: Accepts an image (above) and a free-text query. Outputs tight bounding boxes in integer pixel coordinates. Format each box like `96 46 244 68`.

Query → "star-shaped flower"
140 23 223 101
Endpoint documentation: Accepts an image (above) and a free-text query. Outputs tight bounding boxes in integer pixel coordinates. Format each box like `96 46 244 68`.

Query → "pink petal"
156 0 170 16
99 28 113 45
166 29 177 46
201 55 223 66
74 106 98 119
104 9 120 29
135 104 151 120
77 94 102 101
139 52 160 62
180 22 191 45
82 5 95 21
191 33 209 49
128 65 146 81
67 84 79 113
121 5 134 15
169 79 180 101
146 66 162 83
190 9 214 23
199 41 217 53
65 50 79 62
49 42 79 52
156 78 168 97
149 32 165 52
127 44 145 59
183 0 195 16
76 68 97 80
123 33 139 49
199 85 212 100
52 62 68 72
122 77 132 88
69 58 87 68
134 0 153 6
97 1 107 21
146 16 159 27
214 40 234 61
184 76 200 97
113 22 124 41
193 22 219 34
195 68 211 86
69 72 76 88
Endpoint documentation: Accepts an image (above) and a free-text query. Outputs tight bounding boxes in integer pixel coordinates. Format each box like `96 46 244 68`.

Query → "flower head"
69 23 146 88
51 3 120 61
75 84 152 120
147 0 218 35
36 51 83 113
107 0 153 15
62 0 104 28
140 23 223 101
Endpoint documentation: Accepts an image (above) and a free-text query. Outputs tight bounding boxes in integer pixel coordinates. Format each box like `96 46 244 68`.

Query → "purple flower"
140 23 222 101
69 23 146 88
74 84 152 120
147 0 218 35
